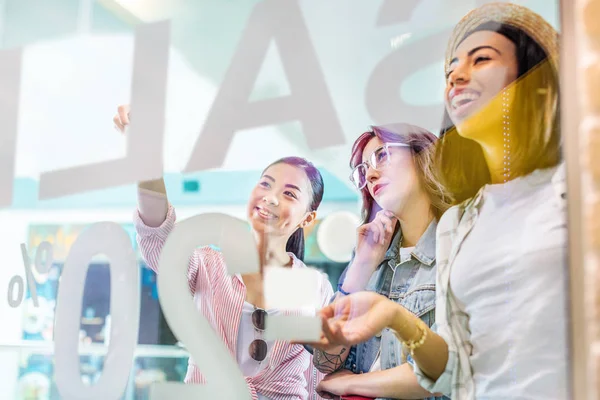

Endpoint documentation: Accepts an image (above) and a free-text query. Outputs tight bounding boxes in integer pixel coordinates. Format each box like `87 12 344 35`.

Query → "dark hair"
350 123 452 225
262 156 324 261
437 22 561 203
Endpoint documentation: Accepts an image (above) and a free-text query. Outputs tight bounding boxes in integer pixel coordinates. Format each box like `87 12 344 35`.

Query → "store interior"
0 0 563 399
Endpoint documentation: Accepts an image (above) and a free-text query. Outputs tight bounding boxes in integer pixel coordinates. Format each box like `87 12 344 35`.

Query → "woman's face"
445 30 518 130
362 137 420 214
247 163 315 238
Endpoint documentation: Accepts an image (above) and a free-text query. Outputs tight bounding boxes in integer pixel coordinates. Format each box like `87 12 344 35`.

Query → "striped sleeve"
134 203 200 294
263 344 310 400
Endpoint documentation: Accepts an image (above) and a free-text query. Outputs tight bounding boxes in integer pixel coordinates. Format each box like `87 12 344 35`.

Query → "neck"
394 191 434 248
458 96 523 184
253 231 292 268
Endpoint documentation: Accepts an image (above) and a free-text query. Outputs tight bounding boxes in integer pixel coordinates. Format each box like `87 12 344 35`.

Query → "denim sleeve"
342 344 358 373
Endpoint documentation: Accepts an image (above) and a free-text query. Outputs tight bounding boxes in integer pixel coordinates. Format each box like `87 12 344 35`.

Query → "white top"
399 246 415 264
237 301 281 400
449 167 568 399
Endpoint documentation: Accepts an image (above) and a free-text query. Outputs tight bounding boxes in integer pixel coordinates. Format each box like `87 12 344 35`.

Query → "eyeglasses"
249 307 268 362
350 143 409 190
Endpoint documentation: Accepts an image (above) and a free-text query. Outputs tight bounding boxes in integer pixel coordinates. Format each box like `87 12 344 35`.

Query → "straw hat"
444 2 559 75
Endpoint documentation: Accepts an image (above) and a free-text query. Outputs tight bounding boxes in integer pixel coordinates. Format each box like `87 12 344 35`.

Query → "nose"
365 164 380 185
262 195 279 206
448 61 470 86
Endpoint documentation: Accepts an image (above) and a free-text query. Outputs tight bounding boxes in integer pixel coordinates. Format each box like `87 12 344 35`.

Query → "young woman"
113 105 334 400
309 3 567 400
310 124 450 399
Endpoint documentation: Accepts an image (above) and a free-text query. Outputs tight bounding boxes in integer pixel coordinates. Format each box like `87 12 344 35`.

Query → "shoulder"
437 204 463 234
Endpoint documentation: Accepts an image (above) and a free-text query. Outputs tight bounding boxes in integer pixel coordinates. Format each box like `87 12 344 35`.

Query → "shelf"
0 340 189 358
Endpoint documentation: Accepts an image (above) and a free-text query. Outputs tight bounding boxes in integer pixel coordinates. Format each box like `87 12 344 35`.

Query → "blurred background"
0 0 559 398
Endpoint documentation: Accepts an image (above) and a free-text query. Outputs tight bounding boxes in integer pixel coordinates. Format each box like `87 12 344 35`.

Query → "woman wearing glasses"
113 105 334 400
309 3 567 400
311 123 450 399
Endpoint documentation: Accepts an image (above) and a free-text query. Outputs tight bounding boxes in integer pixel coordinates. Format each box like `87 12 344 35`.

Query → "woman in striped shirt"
113 105 335 400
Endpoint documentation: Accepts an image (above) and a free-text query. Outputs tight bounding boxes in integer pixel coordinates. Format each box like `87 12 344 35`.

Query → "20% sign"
4 218 322 400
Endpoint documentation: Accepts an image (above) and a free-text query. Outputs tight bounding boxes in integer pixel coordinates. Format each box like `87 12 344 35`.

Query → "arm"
318 364 439 399
313 265 352 373
389 304 449 382
313 254 372 374
134 184 200 294
313 345 351 374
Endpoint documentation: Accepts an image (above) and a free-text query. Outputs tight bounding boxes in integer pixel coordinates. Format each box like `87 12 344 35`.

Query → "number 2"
150 213 260 400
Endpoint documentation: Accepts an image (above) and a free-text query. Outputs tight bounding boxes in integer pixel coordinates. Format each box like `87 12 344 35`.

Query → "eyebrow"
449 45 502 66
262 175 302 192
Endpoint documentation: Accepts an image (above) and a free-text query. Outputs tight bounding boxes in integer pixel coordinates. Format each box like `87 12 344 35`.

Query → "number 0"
54 222 140 400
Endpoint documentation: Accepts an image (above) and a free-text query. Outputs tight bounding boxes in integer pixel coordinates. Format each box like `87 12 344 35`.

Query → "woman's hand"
113 104 130 133
316 292 402 347
316 369 356 399
341 210 397 293
112 104 167 195
355 210 397 259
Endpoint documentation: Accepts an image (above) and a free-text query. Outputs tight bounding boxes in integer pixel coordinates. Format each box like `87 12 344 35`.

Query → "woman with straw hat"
305 3 568 399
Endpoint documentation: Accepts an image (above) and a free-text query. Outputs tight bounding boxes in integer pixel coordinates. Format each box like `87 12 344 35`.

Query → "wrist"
389 304 415 338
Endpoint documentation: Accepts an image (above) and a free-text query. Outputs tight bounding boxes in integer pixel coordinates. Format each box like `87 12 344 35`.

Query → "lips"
448 88 481 118
373 183 388 197
255 206 278 220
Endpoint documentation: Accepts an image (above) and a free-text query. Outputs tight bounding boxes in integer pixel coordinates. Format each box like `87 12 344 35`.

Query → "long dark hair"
350 124 452 225
262 156 324 261
437 22 561 203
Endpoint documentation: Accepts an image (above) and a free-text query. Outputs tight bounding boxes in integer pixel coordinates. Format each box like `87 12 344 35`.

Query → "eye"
446 69 454 80
259 181 270 188
474 55 491 64
284 190 298 199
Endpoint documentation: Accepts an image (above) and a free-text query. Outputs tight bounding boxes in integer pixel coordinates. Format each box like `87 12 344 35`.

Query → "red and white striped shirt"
134 203 333 400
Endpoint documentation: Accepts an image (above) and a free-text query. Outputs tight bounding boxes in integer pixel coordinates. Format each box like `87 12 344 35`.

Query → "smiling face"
445 30 518 132
247 162 315 239
362 137 420 214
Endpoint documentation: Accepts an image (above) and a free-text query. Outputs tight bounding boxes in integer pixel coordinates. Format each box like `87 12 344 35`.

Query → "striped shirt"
134 203 334 400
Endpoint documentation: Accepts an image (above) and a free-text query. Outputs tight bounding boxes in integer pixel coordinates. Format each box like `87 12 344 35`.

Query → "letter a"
184 0 344 173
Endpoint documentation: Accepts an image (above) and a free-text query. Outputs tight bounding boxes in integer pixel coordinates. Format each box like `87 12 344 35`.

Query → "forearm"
340 257 378 293
313 345 350 374
346 364 436 399
390 305 449 381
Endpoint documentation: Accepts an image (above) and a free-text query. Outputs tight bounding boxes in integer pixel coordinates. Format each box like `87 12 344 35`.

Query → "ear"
299 211 317 229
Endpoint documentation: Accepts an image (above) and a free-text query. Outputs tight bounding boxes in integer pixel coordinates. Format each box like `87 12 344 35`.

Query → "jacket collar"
384 218 438 266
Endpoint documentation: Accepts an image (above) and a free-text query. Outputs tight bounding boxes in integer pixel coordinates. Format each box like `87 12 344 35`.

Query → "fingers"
113 114 125 133
118 104 130 125
113 104 130 133
360 210 397 245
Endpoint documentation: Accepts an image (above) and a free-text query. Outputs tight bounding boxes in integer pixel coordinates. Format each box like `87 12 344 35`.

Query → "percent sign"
7 242 53 308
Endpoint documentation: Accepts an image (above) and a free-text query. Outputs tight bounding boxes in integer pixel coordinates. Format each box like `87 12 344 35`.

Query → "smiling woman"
112 105 334 400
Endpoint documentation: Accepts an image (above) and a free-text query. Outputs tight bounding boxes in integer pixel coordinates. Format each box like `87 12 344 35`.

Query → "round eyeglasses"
349 142 409 190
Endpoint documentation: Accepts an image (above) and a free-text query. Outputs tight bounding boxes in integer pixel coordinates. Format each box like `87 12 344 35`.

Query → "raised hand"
113 104 130 133
341 210 397 294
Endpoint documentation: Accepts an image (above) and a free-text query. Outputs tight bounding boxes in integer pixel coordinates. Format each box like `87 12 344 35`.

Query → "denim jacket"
337 220 445 400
